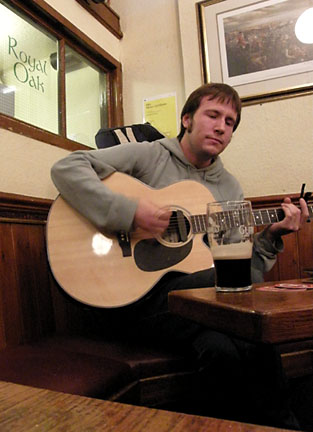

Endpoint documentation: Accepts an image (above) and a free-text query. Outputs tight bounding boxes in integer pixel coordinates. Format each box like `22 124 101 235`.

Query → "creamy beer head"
211 242 253 260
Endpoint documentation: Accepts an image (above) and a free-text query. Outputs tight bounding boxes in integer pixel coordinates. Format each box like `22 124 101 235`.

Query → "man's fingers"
134 200 172 235
283 197 292 205
265 197 310 239
280 197 309 231
299 197 310 223
152 209 172 233
157 208 172 221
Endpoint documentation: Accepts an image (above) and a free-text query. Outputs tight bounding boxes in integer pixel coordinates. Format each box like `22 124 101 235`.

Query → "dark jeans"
97 269 301 430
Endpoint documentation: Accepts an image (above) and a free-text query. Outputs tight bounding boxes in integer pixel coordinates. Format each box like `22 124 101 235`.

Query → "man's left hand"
265 197 309 241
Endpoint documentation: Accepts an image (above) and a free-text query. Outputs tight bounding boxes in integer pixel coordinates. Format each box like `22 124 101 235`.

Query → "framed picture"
197 0 313 104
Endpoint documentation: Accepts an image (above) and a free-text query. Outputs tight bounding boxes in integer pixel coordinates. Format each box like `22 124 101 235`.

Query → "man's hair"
177 83 242 141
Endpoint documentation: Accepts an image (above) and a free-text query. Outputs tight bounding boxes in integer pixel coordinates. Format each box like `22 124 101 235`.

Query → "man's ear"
182 113 191 129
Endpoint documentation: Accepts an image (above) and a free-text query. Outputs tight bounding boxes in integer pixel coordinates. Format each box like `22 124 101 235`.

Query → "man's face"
181 96 237 167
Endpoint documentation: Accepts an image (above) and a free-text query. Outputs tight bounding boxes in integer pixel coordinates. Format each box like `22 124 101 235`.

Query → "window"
0 3 59 134
65 46 107 148
0 0 122 151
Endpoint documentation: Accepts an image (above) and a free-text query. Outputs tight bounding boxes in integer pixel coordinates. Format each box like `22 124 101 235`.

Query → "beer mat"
257 283 313 292
275 283 313 289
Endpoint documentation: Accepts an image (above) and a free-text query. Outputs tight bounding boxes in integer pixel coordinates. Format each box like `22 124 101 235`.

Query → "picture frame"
197 0 313 105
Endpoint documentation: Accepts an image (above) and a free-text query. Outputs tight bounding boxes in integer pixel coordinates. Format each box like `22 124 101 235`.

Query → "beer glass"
206 201 254 292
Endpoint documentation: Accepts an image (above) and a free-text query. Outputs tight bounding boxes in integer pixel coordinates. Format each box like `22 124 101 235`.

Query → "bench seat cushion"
34 335 194 379
0 343 133 399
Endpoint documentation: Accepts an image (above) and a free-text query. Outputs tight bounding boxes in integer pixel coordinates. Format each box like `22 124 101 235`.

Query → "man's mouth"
206 136 223 145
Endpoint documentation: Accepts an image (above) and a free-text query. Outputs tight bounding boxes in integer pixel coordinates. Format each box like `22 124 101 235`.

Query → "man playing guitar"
51 83 309 430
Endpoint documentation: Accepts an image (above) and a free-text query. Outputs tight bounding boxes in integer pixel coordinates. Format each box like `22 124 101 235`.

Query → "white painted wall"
113 0 313 197
0 129 69 199
222 95 313 196
1 0 312 200
112 0 185 127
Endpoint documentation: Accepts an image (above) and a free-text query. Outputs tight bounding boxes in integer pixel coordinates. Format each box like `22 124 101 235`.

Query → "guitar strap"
114 127 137 144
125 127 137 142
114 129 129 144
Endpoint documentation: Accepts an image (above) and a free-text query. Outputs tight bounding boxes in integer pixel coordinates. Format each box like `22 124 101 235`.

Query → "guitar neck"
252 204 313 226
191 204 313 233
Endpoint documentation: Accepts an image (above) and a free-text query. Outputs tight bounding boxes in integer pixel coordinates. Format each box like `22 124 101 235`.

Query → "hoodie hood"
158 136 225 184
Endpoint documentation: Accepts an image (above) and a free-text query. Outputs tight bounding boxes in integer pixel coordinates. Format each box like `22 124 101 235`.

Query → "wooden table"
168 280 313 344
0 380 297 431
168 280 313 377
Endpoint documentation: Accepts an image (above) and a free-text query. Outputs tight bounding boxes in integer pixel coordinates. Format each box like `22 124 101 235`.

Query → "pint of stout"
207 201 254 292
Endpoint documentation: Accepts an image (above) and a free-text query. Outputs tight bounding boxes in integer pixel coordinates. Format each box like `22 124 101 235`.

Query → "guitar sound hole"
160 210 191 244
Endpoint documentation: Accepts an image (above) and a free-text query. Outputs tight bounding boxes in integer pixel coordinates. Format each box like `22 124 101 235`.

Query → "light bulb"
295 7 313 44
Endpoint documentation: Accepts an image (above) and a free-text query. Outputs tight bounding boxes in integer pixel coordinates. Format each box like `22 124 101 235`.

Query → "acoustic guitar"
46 172 312 308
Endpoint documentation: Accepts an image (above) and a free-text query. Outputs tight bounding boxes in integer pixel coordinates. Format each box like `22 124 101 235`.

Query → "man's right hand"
133 198 172 235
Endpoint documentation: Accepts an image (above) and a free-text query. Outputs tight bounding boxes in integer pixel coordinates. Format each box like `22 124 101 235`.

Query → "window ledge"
0 114 91 152
75 0 123 39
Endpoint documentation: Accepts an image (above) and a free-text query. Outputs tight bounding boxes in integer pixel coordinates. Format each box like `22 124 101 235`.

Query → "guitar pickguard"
134 238 193 271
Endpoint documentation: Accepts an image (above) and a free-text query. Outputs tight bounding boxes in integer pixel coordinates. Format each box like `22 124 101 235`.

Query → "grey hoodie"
51 137 282 282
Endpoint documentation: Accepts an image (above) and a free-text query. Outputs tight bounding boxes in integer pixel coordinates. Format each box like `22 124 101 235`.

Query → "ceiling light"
295 8 313 44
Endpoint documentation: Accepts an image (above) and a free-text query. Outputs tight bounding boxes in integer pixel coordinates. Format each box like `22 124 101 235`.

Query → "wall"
222 95 313 196
111 0 185 129
0 129 68 199
113 0 313 198
1 0 312 200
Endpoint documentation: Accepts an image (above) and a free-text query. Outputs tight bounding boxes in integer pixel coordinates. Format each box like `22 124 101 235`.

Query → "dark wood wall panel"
0 191 312 348
0 221 56 347
298 220 313 278
250 194 313 282
261 216 313 282
0 223 22 348
13 223 55 341
0 193 55 348
275 232 300 281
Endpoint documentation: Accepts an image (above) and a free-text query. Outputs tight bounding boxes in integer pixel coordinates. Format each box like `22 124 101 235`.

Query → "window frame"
0 0 123 151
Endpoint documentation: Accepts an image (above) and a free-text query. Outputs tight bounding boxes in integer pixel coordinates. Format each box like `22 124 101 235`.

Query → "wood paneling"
75 0 123 39
250 194 313 282
0 197 55 347
0 191 312 348
299 219 313 278
0 223 21 348
13 223 54 341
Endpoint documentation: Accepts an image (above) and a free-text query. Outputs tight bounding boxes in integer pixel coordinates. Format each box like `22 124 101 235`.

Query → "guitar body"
47 173 215 308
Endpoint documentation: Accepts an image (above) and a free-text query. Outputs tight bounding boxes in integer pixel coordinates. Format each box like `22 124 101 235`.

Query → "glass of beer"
206 200 254 292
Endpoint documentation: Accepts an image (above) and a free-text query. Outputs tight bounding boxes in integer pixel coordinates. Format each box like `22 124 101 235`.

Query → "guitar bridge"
117 231 132 257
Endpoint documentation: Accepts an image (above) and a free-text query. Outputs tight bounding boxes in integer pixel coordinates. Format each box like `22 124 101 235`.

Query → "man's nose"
214 118 225 133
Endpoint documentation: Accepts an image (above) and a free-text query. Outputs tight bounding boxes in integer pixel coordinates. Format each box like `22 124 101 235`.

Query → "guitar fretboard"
190 204 313 234
253 204 313 226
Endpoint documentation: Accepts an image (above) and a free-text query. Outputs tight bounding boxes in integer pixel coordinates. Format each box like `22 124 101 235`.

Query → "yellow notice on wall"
143 93 178 138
